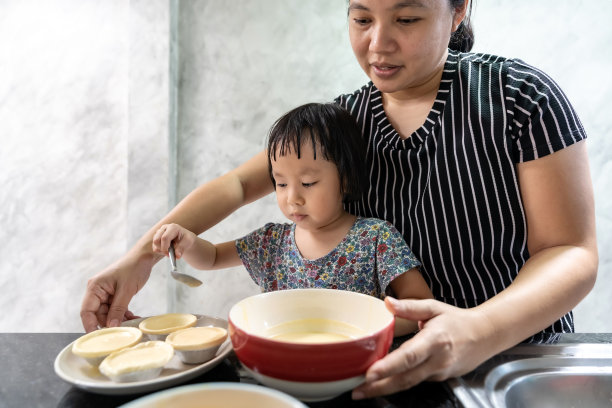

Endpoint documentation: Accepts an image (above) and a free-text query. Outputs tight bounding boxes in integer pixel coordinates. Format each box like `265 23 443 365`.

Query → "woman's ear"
452 0 470 32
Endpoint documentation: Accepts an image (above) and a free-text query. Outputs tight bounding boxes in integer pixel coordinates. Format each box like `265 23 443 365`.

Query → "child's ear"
340 178 351 202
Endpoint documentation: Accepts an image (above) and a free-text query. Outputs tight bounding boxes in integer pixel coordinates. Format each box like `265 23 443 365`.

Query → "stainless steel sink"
448 342 612 408
485 356 612 407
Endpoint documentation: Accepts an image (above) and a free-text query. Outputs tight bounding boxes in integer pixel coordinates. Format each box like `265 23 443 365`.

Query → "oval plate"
54 315 232 395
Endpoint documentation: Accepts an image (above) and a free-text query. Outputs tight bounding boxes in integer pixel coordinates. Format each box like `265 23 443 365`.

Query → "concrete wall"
1 0 610 333
0 0 170 331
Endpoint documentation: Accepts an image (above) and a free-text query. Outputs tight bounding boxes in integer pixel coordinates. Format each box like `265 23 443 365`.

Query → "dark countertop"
3 332 609 408
0 333 460 408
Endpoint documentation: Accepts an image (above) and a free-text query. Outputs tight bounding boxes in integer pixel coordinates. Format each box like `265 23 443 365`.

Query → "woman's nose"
369 23 396 53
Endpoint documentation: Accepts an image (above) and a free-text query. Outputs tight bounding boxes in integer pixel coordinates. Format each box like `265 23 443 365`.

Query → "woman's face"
348 0 465 96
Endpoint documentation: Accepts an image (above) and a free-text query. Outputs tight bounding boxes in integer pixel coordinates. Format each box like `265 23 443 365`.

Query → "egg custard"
71 327 142 366
99 341 174 382
265 318 367 344
166 326 227 364
138 313 197 340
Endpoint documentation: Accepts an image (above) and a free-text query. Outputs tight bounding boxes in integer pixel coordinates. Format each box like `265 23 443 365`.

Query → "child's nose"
287 187 304 205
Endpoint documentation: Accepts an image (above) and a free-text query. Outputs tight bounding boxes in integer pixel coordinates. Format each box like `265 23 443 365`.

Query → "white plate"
119 382 308 408
54 315 232 395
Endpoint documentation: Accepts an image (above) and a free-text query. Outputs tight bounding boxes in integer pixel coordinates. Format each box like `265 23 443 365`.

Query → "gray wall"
1 0 610 333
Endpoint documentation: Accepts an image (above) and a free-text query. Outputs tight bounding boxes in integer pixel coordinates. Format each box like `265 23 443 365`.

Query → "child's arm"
388 268 434 336
152 223 242 270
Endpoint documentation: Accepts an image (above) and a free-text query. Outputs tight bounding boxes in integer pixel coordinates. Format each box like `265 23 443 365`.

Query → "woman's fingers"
80 278 111 332
352 299 502 399
104 275 141 328
94 303 109 328
384 297 441 322
352 298 470 399
123 309 140 321
353 334 439 398
367 334 432 381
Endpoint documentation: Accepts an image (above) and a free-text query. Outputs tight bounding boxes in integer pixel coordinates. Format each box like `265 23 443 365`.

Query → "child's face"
271 140 345 231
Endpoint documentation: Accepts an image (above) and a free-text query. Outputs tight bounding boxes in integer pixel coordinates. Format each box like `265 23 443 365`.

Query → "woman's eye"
352 17 370 26
397 18 419 25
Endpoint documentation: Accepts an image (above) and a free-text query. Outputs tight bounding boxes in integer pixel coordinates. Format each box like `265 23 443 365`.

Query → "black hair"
266 103 366 203
448 0 474 52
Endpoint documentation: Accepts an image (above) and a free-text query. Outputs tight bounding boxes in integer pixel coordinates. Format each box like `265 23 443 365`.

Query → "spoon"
168 243 203 287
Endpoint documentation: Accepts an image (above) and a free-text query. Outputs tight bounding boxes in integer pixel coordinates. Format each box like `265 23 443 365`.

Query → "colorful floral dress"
235 217 421 299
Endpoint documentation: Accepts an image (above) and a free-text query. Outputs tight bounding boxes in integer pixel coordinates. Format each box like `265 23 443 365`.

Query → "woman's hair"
448 0 474 52
266 103 366 203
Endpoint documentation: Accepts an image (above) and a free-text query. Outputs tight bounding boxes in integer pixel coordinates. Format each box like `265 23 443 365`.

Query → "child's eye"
276 183 287 188
302 182 316 188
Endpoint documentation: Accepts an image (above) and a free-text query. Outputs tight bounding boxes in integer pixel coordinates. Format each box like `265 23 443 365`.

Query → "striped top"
335 50 586 335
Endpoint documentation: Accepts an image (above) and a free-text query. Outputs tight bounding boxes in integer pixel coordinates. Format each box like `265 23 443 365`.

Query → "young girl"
152 103 433 335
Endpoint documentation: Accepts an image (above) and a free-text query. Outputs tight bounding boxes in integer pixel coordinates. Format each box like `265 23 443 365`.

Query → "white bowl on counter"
118 382 308 408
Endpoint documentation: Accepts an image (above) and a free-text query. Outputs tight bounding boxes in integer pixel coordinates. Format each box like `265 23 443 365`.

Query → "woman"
80 0 597 399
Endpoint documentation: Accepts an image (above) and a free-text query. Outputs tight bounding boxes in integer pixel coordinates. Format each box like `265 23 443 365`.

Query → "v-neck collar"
369 50 459 150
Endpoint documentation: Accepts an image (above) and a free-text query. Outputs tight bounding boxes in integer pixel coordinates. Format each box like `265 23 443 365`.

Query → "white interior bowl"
228 288 395 401
118 382 308 408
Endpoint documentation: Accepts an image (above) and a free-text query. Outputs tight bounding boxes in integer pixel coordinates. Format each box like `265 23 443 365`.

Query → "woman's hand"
80 151 272 333
352 297 499 399
152 223 197 259
80 253 153 332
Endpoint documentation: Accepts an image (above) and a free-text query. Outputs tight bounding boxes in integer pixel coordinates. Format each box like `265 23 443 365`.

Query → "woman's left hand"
352 297 499 399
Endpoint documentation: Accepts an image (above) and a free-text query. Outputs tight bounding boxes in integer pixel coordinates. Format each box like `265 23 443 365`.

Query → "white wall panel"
0 0 609 332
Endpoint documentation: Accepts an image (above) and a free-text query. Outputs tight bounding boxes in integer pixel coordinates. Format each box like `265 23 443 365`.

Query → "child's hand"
152 223 197 259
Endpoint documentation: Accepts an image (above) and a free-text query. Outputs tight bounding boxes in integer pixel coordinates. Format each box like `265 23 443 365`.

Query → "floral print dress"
235 217 421 299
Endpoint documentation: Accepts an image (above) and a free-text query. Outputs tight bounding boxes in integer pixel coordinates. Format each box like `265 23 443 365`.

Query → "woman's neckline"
370 50 459 149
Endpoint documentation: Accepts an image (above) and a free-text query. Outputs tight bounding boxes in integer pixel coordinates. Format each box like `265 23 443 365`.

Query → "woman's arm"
353 140 597 398
474 139 597 348
156 150 272 236
80 151 272 332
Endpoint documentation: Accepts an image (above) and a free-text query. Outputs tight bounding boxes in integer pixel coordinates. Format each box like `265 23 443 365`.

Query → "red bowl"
228 289 394 401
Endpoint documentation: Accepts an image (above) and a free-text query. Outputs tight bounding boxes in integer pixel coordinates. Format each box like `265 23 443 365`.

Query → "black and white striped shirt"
336 50 586 335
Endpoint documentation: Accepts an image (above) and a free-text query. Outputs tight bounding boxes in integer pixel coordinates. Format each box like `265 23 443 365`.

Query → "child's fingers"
160 224 182 254
173 235 190 259
151 226 167 254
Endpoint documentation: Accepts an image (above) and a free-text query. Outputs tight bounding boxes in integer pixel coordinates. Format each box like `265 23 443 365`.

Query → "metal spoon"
168 243 203 287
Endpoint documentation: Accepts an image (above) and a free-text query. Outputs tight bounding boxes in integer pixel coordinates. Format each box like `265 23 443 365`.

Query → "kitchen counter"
0 333 459 408
2 332 609 408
